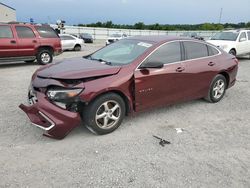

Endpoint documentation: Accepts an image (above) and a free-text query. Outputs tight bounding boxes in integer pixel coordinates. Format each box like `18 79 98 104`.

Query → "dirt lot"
0 41 250 188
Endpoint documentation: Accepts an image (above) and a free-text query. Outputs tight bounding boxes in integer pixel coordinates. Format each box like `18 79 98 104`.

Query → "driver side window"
239 32 246 41
146 42 181 64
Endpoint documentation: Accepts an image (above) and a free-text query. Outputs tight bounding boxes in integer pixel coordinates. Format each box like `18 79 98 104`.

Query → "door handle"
176 67 185 72
10 40 16 44
208 62 215 66
32 40 37 43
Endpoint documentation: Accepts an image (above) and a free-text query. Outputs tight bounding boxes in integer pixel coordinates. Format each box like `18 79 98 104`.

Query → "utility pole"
219 8 223 24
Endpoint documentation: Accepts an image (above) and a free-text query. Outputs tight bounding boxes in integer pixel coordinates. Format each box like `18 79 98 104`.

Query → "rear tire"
205 74 227 103
84 93 126 135
37 49 53 65
74 45 81 51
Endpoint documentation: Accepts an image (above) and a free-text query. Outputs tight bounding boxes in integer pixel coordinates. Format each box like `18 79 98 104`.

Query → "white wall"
51 24 219 40
0 3 16 22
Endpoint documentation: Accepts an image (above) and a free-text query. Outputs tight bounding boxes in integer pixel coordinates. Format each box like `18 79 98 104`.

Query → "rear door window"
207 45 219 56
146 41 181 64
0 25 13 38
183 41 208 60
15 26 35 38
35 26 59 38
60 35 75 40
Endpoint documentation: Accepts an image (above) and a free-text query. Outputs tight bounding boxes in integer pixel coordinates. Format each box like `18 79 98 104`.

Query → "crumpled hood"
36 58 121 80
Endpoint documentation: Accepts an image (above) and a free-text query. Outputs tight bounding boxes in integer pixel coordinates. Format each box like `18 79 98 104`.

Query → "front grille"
34 87 40 92
28 90 38 105
28 86 38 105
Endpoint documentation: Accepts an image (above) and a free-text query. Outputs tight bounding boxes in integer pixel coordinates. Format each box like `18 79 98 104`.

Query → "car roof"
127 35 194 43
0 22 51 27
222 29 250 32
0 23 33 27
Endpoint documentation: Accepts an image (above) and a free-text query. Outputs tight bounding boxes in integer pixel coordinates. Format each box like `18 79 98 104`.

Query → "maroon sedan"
19 36 238 139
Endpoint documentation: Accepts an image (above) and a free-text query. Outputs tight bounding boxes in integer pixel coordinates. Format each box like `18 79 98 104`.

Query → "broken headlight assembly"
47 88 83 102
46 88 84 111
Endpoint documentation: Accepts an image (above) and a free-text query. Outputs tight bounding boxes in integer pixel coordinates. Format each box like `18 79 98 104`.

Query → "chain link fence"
51 25 219 40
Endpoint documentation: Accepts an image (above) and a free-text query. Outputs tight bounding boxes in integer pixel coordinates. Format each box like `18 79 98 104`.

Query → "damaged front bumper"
19 92 81 139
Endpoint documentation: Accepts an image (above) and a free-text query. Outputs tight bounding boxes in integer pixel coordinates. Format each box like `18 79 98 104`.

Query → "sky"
2 0 250 25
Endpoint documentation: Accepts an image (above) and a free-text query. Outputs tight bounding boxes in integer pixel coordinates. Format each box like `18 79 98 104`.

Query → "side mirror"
140 61 164 69
239 38 247 42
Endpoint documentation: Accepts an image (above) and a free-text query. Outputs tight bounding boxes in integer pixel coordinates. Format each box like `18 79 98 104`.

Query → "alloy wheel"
41 52 51 64
95 100 121 129
212 79 225 99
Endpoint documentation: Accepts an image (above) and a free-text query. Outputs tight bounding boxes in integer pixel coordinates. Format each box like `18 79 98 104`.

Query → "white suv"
207 29 250 57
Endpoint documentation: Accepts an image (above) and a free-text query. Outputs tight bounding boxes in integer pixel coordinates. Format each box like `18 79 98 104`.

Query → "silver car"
59 34 84 51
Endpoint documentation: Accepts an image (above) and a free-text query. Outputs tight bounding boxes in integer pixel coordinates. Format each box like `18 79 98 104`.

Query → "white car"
207 29 250 57
106 33 127 45
59 34 84 51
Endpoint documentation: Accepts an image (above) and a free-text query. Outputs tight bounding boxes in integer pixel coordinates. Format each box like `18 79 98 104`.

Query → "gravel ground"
0 42 250 188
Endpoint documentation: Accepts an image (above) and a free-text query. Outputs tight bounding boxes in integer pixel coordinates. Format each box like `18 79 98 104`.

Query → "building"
0 2 16 23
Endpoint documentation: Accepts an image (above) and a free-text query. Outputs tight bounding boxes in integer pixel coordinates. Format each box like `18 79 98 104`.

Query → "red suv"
0 23 62 65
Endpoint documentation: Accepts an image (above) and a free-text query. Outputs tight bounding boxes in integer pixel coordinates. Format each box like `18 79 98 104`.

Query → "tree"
95 22 103 27
200 23 216 30
246 22 250 28
134 22 145 30
77 21 249 31
215 24 224 30
105 21 113 28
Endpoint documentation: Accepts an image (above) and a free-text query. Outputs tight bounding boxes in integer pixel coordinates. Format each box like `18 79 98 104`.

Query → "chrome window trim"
135 40 222 70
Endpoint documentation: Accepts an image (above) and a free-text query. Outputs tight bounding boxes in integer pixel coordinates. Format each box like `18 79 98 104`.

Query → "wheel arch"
37 46 54 55
218 71 230 89
74 44 81 47
87 90 132 116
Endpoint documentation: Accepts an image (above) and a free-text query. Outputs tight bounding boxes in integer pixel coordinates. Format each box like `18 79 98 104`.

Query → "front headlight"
47 88 83 102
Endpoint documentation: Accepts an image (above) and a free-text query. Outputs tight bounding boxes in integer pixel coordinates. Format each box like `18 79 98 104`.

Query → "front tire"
37 49 53 65
84 93 126 135
229 49 236 56
205 74 227 103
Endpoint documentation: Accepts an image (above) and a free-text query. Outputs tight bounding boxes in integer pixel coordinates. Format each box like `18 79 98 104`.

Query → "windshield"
211 32 239 41
89 39 154 65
